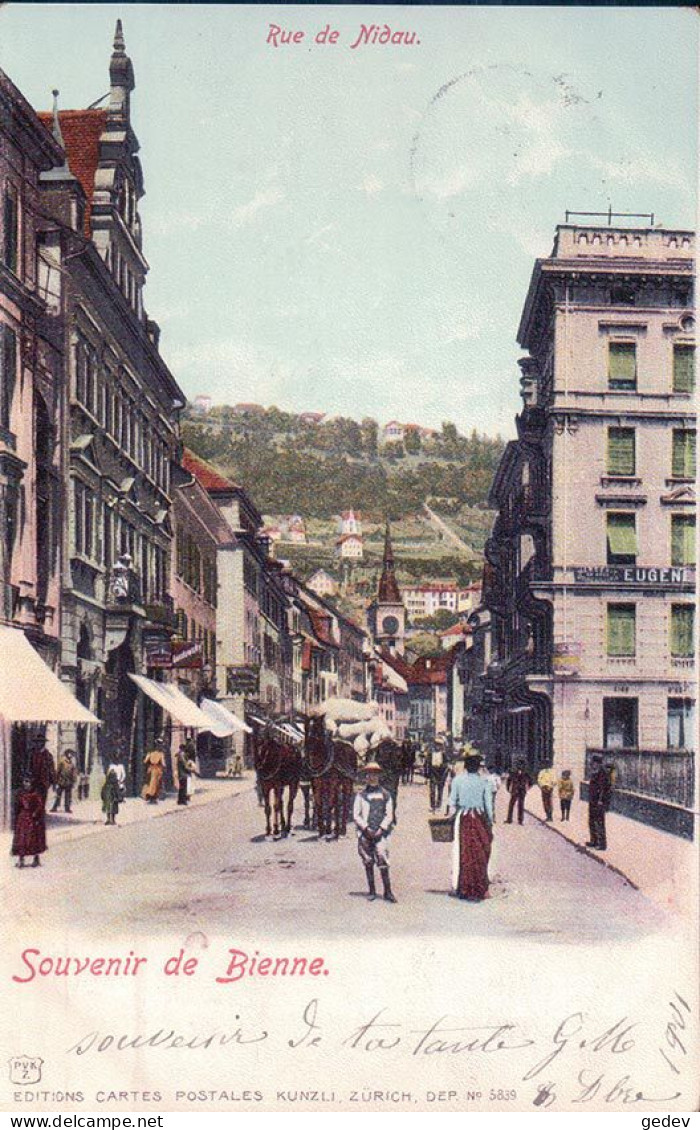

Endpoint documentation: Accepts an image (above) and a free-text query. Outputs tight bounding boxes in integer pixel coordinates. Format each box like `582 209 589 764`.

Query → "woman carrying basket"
448 754 494 901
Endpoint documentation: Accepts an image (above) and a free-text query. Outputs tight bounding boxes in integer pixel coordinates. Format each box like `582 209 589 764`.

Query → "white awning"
0 626 99 724
129 675 213 730
199 697 252 736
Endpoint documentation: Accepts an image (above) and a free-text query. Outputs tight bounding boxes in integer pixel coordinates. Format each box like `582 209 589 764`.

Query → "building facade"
480 221 695 828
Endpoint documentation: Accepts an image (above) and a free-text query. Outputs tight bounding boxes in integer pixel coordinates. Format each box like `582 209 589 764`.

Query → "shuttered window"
607 604 636 657
0 323 17 430
671 515 696 567
607 513 637 564
608 342 637 389
3 188 18 274
607 428 635 476
670 605 694 658
673 345 695 393
672 429 696 479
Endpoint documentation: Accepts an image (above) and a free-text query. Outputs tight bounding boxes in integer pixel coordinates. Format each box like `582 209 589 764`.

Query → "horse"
254 727 303 837
305 716 358 840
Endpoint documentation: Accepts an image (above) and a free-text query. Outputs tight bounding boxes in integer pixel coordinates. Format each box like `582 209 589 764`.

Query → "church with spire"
367 522 406 655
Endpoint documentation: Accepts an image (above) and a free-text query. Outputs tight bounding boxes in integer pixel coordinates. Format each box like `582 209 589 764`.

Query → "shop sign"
572 566 693 586
144 634 171 668
171 641 203 669
226 665 260 695
553 641 582 677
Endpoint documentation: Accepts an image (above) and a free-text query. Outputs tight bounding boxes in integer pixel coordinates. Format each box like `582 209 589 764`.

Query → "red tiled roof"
440 622 471 637
337 533 362 545
182 449 238 493
381 649 453 686
38 109 107 237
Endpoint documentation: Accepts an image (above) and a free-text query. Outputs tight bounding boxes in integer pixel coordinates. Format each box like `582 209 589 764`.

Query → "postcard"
0 2 697 1116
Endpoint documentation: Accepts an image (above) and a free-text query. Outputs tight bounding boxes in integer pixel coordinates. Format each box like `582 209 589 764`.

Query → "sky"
0 5 696 438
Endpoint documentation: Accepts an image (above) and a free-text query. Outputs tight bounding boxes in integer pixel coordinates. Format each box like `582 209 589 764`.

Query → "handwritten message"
266 23 421 50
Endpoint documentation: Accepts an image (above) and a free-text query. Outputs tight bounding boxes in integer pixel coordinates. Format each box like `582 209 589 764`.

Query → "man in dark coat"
505 760 532 825
29 738 56 809
587 754 612 850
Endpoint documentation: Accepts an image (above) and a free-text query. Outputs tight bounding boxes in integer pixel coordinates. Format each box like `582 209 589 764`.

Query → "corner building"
485 222 695 831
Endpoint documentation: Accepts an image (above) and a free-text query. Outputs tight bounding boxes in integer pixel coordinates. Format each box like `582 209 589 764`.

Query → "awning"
200 697 252 736
129 675 213 730
0 626 99 724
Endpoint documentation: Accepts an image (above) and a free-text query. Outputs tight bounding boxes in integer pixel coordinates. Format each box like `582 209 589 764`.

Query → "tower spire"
109 19 135 120
377 519 401 603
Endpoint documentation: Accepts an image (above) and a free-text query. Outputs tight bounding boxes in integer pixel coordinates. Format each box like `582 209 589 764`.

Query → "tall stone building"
37 25 186 788
480 219 695 834
367 523 405 655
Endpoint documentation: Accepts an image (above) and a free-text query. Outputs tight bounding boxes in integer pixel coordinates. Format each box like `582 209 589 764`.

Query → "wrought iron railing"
585 748 695 809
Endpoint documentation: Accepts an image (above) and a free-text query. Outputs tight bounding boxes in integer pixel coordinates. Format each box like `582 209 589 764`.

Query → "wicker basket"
429 815 455 843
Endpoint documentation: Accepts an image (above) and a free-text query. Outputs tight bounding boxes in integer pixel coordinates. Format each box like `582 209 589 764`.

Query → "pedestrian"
107 758 127 802
184 739 199 803
505 760 532 825
28 736 56 809
12 776 47 868
586 754 612 850
51 749 78 814
448 754 494 901
537 764 556 821
487 765 502 822
558 769 574 821
176 745 191 806
101 767 121 825
142 739 166 804
353 761 397 903
428 745 449 812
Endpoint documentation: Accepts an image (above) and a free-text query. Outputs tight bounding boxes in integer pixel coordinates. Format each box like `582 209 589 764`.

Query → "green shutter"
608 428 635 476
608 605 636 656
673 345 695 393
607 513 637 557
671 605 694 658
672 516 696 567
1 324 17 430
609 342 637 387
672 430 696 479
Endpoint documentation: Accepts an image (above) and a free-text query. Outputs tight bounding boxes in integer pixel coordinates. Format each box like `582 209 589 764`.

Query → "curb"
525 806 640 891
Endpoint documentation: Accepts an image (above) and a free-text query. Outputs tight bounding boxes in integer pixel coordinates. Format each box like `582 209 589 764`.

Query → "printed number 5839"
490 1090 517 1101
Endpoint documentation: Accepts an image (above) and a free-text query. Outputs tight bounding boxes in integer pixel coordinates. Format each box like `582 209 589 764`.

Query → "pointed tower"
368 521 405 654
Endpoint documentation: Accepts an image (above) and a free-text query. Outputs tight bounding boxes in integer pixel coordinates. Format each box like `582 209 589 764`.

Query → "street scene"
0 12 695 932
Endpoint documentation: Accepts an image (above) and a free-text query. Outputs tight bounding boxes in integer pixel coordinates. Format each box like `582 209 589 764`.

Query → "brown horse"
254 728 302 837
305 716 357 840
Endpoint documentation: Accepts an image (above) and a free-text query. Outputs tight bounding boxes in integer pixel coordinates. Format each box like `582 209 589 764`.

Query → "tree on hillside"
360 417 378 457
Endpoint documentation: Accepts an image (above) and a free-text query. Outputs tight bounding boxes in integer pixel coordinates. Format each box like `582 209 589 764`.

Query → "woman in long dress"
448 754 494 900
142 742 166 804
12 777 47 867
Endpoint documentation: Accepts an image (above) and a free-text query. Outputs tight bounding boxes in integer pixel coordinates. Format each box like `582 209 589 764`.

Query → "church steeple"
377 520 401 603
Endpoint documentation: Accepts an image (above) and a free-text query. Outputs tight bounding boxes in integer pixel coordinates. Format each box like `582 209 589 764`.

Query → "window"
0 322 17 430
670 605 694 658
671 515 696 567
673 344 695 393
603 698 638 749
606 512 637 565
607 427 636 477
3 186 18 274
667 698 695 751
73 480 94 559
607 604 636 657
608 342 637 390
671 429 696 479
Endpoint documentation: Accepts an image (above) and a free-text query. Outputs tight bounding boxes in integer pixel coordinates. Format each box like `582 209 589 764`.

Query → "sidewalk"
524 790 696 917
2 774 255 852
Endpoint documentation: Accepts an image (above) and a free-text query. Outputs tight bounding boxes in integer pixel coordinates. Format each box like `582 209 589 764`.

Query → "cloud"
230 186 285 228
359 174 384 196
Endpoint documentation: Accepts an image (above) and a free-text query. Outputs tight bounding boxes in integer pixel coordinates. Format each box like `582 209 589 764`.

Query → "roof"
381 649 453 686
337 533 363 545
404 582 458 593
341 510 361 519
308 608 337 648
440 622 471 637
182 449 239 494
38 109 108 237
384 420 404 429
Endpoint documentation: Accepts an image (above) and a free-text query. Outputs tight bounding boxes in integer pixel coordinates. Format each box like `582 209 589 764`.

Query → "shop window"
603 697 638 749
667 698 695 751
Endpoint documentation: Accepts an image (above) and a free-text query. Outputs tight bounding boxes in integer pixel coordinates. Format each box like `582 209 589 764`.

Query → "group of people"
351 749 615 905
11 734 200 868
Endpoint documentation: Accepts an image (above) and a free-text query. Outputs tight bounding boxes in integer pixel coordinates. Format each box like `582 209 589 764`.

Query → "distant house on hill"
299 411 326 425
307 569 338 597
232 402 265 417
336 533 363 560
284 515 307 544
192 395 212 414
337 509 362 537
260 524 282 542
439 621 471 650
382 420 405 445
403 582 461 620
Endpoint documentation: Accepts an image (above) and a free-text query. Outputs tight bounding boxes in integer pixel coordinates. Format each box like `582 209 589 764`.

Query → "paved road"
3 779 671 944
